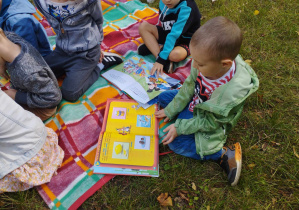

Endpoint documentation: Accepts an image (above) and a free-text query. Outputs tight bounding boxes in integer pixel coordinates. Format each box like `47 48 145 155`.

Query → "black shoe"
137 44 152 56
147 88 153 92
102 52 123 70
218 142 242 186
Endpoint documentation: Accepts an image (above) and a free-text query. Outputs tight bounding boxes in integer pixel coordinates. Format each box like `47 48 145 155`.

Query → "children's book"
0 76 11 91
93 98 159 177
101 55 180 104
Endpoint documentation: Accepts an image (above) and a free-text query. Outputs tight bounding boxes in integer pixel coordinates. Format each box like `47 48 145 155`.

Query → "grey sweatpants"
44 45 101 102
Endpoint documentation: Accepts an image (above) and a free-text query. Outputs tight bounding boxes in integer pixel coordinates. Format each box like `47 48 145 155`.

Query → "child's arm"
3 89 17 100
156 5 195 66
174 112 221 136
90 0 104 43
9 17 50 55
15 71 62 109
163 65 197 120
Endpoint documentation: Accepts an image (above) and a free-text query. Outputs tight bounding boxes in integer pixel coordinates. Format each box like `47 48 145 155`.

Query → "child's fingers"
150 66 156 75
156 68 160 78
162 134 174 145
163 125 171 133
154 110 161 114
154 111 162 117
0 72 9 80
164 117 169 122
162 133 170 144
157 67 164 78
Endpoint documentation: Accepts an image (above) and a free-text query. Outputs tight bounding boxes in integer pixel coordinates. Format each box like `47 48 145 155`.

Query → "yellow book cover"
93 98 159 177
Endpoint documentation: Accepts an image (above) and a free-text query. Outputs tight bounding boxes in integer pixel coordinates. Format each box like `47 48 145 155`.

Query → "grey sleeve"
90 0 104 43
19 71 62 109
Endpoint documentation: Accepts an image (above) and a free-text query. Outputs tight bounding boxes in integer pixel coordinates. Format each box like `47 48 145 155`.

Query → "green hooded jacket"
164 55 259 158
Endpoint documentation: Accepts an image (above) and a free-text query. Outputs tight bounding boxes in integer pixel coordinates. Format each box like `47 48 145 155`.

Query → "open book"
101 55 180 104
93 99 159 177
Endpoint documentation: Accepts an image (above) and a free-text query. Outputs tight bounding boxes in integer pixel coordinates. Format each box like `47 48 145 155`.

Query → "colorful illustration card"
93 99 159 177
101 55 180 104
0 76 11 91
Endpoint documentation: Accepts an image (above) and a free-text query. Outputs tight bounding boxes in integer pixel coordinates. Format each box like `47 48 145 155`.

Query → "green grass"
1 0 298 209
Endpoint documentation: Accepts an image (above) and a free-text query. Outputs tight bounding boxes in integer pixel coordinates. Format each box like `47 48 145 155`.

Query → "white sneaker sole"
231 142 242 186
103 51 122 59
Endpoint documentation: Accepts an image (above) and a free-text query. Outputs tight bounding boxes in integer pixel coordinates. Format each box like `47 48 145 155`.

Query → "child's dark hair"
190 16 243 61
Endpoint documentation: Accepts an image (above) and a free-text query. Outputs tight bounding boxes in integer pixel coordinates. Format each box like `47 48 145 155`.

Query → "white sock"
97 62 104 70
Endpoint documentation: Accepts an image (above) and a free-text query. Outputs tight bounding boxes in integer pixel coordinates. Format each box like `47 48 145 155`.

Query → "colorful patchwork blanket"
0 0 192 209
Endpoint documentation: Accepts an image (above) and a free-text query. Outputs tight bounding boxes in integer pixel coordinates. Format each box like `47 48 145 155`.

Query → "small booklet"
0 76 11 91
93 98 159 177
101 55 180 104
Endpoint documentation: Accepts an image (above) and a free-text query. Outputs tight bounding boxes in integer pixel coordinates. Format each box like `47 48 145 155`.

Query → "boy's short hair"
190 16 242 61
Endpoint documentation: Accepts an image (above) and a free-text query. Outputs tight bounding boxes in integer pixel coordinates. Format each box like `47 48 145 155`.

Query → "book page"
104 101 156 136
99 132 156 166
99 100 158 166
102 70 134 90
101 55 181 104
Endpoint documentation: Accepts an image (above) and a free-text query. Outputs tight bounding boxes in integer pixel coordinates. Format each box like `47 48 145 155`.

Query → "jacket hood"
0 0 12 17
0 0 36 26
196 55 260 117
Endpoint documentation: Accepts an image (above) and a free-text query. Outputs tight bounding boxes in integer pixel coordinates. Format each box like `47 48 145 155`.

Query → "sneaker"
137 44 152 56
219 142 242 186
102 52 123 70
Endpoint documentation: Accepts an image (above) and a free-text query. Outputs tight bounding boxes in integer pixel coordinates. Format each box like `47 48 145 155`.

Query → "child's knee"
157 91 169 103
139 21 155 34
61 88 82 102
138 21 148 34
169 49 187 62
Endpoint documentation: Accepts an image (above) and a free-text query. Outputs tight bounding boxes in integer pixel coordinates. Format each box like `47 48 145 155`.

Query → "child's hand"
155 109 169 122
162 124 178 145
150 62 164 78
4 89 17 100
99 50 104 63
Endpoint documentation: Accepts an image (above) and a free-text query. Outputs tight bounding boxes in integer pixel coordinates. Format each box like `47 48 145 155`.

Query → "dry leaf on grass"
245 59 252 65
248 163 256 169
250 144 259 150
157 193 173 207
257 93 264 103
191 182 197 191
178 191 189 202
270 141 281 147
261 143 268 151
293 146 299 158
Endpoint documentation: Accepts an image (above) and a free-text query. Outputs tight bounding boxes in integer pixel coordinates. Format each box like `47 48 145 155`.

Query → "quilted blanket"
0 0 192 209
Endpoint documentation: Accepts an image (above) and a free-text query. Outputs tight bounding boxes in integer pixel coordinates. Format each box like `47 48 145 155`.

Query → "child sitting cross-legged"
0 29 61 121
138 0 201 76
155 16 259 186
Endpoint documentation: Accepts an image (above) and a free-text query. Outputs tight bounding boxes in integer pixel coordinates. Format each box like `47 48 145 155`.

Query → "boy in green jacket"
155 16 259 186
